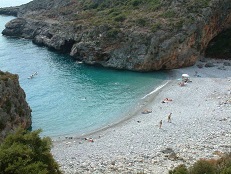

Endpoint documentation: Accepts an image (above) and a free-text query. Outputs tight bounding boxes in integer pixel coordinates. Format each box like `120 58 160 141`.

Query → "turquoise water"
0 2 167 137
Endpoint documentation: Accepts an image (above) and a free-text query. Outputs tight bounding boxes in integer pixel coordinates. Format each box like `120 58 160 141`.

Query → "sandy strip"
52 58 231 174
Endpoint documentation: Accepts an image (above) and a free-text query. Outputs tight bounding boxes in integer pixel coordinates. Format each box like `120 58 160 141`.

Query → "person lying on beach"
84 138 94 142
178 81 186 87
161 98 173 103
141 109 152 114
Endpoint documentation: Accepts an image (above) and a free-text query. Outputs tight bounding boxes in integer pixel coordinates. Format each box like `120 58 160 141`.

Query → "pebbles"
52 59 231 174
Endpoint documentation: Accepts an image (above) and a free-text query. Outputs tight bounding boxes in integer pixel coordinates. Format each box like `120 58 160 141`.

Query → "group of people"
159 112 172 129
28 72 38 79
178 73 192 87
161 98 173 103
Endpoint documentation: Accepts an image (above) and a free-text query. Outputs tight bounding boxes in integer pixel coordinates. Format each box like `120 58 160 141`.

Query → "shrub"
161 10 176 18
147 0 161 10
189 159 216 174
169 164 189 174
151 23 161 32
114 14 126 22
109 10 121 17
131 0 142 7
175 20 184 29
194 0 210 7
106 28 120 38
170 153 231 174
0 128 61 174
136 18 147 27
0 71 18 81
217 153 231 174
221 166 231 174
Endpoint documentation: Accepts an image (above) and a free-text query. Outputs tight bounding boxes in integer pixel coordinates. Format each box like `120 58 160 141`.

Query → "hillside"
0 0 231 71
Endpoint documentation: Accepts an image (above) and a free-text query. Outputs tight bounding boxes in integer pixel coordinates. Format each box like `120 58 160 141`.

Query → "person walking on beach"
168 113 172 123
159 120 162 129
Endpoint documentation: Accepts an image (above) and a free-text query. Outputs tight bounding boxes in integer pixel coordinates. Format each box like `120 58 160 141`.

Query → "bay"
0 1 167 137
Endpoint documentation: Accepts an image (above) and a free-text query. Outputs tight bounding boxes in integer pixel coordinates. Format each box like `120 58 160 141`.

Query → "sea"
0 0 167 137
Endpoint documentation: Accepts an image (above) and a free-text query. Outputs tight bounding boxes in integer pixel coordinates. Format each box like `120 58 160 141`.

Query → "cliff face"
1 0 231 71
0 71 31 142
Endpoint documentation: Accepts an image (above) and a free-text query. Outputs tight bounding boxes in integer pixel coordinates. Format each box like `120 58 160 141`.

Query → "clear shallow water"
0 3 167 137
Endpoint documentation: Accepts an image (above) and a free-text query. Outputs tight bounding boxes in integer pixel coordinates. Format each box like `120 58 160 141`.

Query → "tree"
0 128 61 174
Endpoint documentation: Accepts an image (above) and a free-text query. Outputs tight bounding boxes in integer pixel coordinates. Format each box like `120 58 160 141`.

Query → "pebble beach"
52 58 231 174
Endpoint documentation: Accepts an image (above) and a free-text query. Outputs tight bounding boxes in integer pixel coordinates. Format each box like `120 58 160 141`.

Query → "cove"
0 15 167 137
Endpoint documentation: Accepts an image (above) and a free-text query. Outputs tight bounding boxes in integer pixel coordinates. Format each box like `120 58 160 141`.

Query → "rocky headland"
0 0 231 71
0 71 31 142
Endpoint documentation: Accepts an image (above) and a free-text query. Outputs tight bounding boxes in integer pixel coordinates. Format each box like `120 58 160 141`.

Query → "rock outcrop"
0 71 32 142
1 0 231 71
0 7 19 16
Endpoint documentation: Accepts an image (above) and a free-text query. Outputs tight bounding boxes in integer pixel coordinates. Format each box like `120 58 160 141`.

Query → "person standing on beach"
159 120 162 129
168 113 172 123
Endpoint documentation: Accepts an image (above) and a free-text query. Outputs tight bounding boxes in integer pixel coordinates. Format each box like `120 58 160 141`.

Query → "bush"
0 128 61 174
170 153 231 174
151 23 161 32
106 28 120 38
114 14 126 22
136 18 147 27
169 164 189 174
131 0 142 7
147 0 161 10
194 0 210 7
217 153 231 174
221 166 231 174
161 10 176 18
189 159 216 174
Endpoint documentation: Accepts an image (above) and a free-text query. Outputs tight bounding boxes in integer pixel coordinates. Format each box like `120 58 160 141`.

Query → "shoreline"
52 77 172 141
52 58 231 174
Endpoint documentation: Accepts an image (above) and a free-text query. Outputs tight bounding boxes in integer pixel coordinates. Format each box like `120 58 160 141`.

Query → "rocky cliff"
1 0 231 71
0 71 31 142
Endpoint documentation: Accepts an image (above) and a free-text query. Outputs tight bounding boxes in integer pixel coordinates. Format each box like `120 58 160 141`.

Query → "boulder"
205 62 215 67
224 62 231 66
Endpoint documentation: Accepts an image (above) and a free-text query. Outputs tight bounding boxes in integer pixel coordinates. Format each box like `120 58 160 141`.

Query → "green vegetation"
30 0 214 33
0 128 61 174
194 0 211 7
0 71 18 81
114 14 126 22
151 23 161 32
161 10 176 18
169 153 231 174
136 18 147 27
62 0 210 32
106 28 120 38
169 164 188 174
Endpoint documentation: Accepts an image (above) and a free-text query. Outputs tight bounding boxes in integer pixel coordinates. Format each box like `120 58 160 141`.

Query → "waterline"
0 15 167 138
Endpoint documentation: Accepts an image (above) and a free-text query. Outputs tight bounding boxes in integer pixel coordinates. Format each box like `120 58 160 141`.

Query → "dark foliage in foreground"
169 153 231 174
0 128 61 174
